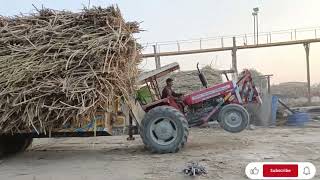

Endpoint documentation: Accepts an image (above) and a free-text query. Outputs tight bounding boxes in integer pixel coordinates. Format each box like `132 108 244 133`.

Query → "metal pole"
269 33 272 43
153 45 160 69
127 112 135 141
221 37 224 48
157 56 161 68
232 37 238 80
267 76 271 94
256 13 259 44
245 34 248 45
253 15 256 44
304 43 311 104
152 45 157 68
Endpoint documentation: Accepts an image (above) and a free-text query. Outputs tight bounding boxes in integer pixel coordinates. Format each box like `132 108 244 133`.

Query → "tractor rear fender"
142 97 182 113
142 98 170 112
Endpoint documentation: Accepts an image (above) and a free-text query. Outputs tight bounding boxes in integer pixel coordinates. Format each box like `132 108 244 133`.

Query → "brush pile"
0 6 141 134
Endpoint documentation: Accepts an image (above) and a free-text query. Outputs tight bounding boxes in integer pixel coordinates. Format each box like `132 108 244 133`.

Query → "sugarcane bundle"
0 6 141 134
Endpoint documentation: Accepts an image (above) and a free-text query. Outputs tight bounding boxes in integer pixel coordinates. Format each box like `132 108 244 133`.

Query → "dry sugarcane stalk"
0 5 141 134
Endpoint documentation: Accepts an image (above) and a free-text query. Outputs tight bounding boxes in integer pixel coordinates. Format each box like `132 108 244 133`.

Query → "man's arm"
172 90 183 97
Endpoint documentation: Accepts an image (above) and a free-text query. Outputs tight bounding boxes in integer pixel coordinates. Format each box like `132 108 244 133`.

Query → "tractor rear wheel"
0 136 33 157
140 106 189 153
218 104 249 133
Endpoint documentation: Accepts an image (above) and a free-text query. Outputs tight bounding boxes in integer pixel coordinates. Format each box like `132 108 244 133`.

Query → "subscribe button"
246 162 316 179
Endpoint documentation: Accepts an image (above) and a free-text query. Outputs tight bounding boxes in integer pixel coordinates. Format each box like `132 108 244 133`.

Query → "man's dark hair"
166 78 173 84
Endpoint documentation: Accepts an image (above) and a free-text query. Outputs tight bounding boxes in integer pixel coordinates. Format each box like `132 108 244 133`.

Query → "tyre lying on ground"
140 106 189 153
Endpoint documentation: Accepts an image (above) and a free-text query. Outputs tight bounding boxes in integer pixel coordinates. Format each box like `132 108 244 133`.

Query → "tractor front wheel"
140 106 189 153
218 104 249 133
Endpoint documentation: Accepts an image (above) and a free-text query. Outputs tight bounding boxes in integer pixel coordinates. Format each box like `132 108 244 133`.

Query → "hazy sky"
1 0 320 84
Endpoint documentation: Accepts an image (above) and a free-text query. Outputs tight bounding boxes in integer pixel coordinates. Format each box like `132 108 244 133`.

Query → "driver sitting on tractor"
161 78 183 99
162 78 185 112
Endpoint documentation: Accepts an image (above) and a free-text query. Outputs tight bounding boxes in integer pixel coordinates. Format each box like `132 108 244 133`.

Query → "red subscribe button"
263 164 298 177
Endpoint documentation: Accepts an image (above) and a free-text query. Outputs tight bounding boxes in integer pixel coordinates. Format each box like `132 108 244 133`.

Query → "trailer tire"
140 106 189 153
0 136 33 157
218 104 249 133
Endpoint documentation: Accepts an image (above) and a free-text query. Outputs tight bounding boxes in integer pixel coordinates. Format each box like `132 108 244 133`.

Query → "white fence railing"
141 27 320 55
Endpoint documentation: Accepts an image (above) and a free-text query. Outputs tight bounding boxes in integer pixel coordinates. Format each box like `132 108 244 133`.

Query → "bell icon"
303 166 310 175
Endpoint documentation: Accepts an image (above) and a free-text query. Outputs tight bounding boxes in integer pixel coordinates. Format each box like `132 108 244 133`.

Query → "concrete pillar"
304 43 311 104
232 37 238 80
153 45 161 69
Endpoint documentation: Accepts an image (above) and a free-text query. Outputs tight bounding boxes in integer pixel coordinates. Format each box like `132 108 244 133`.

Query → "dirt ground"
0 125 319 180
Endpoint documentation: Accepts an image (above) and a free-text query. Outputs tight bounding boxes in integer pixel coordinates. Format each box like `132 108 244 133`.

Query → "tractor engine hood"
184 81 235 105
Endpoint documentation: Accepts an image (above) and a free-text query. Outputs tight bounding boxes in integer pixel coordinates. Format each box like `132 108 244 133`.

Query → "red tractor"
0 62 260 156
137 62 261 153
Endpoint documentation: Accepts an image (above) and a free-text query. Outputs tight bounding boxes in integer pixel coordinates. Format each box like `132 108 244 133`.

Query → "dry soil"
0 125 319 180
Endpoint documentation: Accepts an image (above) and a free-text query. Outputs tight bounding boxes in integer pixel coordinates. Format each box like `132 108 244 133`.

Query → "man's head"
166 78 173 87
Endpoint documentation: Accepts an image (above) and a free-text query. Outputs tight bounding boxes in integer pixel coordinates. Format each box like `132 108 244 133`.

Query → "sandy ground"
0 125 319 180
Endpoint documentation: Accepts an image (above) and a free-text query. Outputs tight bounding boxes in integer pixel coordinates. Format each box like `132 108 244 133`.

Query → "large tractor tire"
0 136 33 157
218 104 249 133
140 106 189 153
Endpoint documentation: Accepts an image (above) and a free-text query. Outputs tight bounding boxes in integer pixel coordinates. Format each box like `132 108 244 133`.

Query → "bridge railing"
141 27 320 55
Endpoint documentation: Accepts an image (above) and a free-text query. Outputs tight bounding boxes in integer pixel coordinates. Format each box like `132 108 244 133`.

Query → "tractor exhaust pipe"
197 63 208 88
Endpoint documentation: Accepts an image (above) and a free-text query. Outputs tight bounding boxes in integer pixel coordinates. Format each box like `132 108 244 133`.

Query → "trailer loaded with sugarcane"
0 6 261 157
